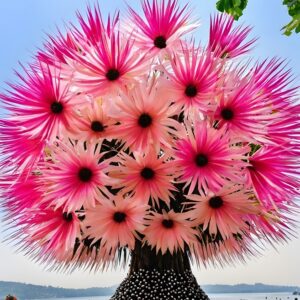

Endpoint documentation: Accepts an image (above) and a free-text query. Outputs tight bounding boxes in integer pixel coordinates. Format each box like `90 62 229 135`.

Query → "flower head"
83 194 147 251
112 79 182 152
209 14 255 58
127 0 198 56
143 210 197 254
113 150 178 207
175 121 248 194
166 44 219 114
41 141 111 212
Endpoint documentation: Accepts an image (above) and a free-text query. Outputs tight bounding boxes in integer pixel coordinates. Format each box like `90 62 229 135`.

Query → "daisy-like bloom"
175 120 249 194
246 145 300 208
208 14 255 59
0 61 79 143
166 44 220 114
188 185 258 240
21 205 81 257
113 79 182 152
113 150 178 207
72 8 147 96
41 141 111 212
127 0 198 56
69 98 117 144
83 194 147 252
143 210 198 254
213 79 273 143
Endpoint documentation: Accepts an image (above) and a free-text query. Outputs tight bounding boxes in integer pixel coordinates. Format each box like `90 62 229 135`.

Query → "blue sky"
0 0 300 289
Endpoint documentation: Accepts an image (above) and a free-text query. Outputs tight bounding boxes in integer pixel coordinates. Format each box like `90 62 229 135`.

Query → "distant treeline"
0 281 299 299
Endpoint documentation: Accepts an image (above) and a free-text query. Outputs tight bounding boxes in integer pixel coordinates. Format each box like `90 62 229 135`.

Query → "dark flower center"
154 35 167 49
162 219 174 229
78 167 93 182
106 68 120 81
113 211 126 223
91 120 104 132
138 113 152 128
51 101 63 114
195 154 209 167
185 84 198 98
209 196 224 209
221 108 234 120
140 167 155 180
63 212 73 222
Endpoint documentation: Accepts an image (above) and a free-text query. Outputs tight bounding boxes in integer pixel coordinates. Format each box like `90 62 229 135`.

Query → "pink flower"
143 210 197 254
127 0 198 56
166 44 220 114
0 62 79 143
175 121 248 194
246 145 300 208
112 80 182 152
83 194 147 251
112 150 178 206
69 98 117 144
41 141 111 212
209 14 255 58
188 185 258 240
72 8 147 96
21 206 81 257
213 79 272 143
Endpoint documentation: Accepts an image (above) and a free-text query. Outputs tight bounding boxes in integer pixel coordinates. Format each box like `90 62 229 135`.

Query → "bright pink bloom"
69 99 117 144
209 14 255 58
84 194 147 251
166 44 219 114
72 9 147 96
0 62 79 143
112 80 182 152
188 185 258 240
41 141 111 212
127 0 198 56
113 150 178 206
21 206 81 257
143 210 197 254
175 121 248 194
213 79 273 143
246 145 300 208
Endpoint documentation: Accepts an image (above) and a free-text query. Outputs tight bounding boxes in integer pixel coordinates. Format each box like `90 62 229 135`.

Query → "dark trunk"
110 241 210 300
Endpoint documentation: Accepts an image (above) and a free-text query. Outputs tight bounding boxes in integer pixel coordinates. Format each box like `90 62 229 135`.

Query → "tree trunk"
110 241 210 300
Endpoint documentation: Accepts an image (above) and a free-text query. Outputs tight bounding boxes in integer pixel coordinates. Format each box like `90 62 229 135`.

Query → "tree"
216 0 300 35
0 1 299 299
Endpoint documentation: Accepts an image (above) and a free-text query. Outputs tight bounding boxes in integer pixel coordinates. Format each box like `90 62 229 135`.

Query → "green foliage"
282 0 300 35
216 0 248 20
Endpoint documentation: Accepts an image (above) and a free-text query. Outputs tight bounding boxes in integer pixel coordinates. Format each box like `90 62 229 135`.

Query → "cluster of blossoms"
0 0 299 271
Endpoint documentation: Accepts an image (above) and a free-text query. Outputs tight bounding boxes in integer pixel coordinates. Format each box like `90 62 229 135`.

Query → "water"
32 293 295 300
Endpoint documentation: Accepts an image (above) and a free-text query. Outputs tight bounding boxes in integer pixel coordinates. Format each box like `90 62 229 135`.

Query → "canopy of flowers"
0 0 299 271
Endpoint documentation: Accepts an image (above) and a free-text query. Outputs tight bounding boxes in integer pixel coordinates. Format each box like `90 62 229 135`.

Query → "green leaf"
282 0 300 34
216 0 248 20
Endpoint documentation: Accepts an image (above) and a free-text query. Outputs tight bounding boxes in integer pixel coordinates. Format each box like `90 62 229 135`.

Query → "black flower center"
51 101 63 114
63 212 73 222
221 108 234 120
209 196 224 209
138 113 152 128
162 219 174 229
140 167 155 180
91 120 104 132
154 35 167 49
185 84 198 98
113 212 126 223
195 154 209 167
106 68 120 81
78 167 93 182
